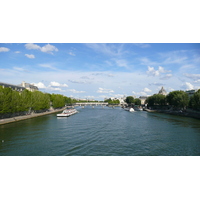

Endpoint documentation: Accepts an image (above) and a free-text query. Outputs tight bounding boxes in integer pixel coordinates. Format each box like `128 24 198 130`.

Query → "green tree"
189 89 200 110
104 98 120 104
167 90 189 109
146 94 167 106
134 98 141 105
125 96 135 104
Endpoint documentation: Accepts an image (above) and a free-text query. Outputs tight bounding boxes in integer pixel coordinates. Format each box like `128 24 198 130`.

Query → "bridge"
75 102 108 106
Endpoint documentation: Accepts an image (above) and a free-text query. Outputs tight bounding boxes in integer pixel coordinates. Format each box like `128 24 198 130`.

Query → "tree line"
104 98 120 104
0 86 76 117
145 89 200 110
125 96 141 105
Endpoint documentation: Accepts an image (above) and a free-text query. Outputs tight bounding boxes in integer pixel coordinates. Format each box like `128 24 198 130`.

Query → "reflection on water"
0 106 200 156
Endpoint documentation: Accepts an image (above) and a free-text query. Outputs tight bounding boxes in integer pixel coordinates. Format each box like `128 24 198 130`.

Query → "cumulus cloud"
25 43 58 54
146 66 171 77
25 43 41 50
0 47 10 52
25 54 35 59
40 44 58 53
184 82 194 90
32 82 47 89
97 87 114 93
143 87 152 93
49 81 68 87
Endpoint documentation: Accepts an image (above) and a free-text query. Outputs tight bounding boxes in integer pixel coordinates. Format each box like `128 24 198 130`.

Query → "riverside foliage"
0 86 75 117
145 89 200 110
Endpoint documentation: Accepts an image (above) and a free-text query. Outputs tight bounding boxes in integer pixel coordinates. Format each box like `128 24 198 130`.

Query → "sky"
0 43 200 100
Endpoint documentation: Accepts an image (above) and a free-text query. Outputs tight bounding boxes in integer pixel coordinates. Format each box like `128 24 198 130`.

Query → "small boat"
134 107 143 111
124 107 135 112
57 109 78 117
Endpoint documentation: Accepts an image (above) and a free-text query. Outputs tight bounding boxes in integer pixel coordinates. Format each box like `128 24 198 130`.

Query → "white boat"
134 107 143 111
124 107 135 112
57 109 78 117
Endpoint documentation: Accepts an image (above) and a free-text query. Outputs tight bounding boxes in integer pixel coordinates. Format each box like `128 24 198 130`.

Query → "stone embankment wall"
144 108 200 119
0 108 66 126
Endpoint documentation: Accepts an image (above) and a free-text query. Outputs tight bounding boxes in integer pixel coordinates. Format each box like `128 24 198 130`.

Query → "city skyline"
0 43 200 100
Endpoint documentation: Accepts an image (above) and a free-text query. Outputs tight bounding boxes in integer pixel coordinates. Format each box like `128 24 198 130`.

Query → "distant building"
0 81 25 91
20 81 38 92
139 96 149 105
0 81 38 92
104 96 126 104
158 86 167 96
185 89 198 97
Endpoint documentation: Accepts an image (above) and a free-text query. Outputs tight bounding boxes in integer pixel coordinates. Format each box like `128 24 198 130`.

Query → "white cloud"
68 51 75 56
25 43 58 54
69 89 85 93
25 54 35 59
0 47 10 52
49 81 68 87
39 64 57 70
146 66 171 77
25 43 41 50
184 82 194 90
15 51 21 53
13 67 25 71
160 74 173 80
32 82 47 89
143 87 152 93
40 44 58 53
97 87 114 93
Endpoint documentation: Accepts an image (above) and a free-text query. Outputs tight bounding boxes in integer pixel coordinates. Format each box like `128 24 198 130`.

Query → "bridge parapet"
75 102 108 106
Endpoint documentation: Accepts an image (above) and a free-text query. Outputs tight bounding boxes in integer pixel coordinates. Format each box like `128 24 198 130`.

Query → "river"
0 106 200 156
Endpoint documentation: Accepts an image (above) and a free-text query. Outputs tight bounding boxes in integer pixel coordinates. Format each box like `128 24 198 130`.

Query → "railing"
75 102 108 106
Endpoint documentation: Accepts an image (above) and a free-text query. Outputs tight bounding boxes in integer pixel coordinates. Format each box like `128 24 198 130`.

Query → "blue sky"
0 43 200 100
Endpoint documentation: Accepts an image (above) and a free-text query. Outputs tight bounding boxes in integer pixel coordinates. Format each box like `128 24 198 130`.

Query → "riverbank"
0 108 66 126
144 108 200 119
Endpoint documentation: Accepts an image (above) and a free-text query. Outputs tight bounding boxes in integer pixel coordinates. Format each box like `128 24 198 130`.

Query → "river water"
0 106 200 156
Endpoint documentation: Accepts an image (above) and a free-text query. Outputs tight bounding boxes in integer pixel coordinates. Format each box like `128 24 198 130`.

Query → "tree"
145 94 167 106
167 90 189 109
104 98 120 104
134 98 141 105
125 96 135 104
189 89 200 110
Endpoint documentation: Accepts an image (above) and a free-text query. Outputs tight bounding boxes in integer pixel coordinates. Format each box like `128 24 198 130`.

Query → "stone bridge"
75 102 108 106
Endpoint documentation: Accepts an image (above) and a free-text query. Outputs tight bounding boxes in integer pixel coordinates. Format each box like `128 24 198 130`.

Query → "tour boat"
57 109 78 117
